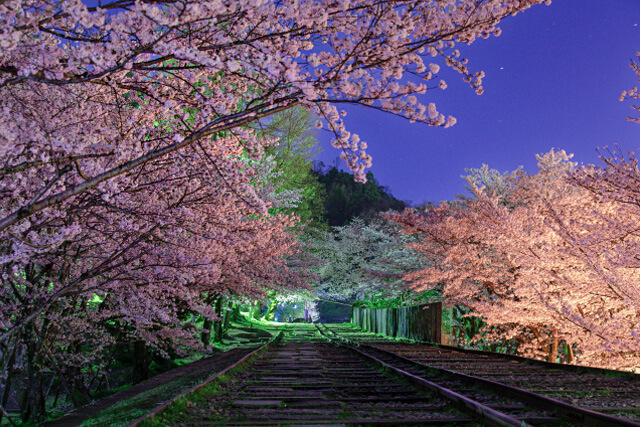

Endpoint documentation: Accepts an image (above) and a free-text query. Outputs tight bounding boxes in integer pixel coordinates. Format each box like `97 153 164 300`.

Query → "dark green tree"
313 166 406 226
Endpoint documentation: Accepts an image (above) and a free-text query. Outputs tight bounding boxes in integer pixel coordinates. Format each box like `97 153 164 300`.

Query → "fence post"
433 301 442 344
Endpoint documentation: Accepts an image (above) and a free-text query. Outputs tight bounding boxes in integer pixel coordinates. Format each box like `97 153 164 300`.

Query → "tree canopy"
390 149 640 370
314 166 406 226
0 0 553 421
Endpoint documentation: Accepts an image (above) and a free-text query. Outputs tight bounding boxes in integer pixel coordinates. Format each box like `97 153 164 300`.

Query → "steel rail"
321 323 640 427
124 330 284 427
390 334 640 380
315 323 531 427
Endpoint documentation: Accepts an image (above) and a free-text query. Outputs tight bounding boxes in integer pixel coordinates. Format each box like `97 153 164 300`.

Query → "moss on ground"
74 318 277 427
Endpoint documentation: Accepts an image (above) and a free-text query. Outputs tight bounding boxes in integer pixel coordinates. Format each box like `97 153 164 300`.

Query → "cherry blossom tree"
390 150 640 370
0 135 306 420
566 150 640 369
0 0 550 350
0 87 311 420
0 0 549 233
457 163 523 205
0 0 551 420
306 216 423 302
620 52 640 123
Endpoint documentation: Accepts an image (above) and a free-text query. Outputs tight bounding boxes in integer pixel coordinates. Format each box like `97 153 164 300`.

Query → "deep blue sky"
314 0 640 205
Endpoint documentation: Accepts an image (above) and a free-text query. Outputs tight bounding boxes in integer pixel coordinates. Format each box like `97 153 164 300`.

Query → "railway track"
132 323 639 426
139 325 481 425
320 323 640 426
128 323 640 426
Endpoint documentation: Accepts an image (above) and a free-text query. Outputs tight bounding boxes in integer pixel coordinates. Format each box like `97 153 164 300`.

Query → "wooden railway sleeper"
320 323 640 427
124 330 285 427
315 323 534 427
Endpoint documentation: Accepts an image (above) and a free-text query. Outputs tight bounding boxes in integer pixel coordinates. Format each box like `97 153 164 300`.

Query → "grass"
137 359 259 427
137 378 228 427
75 318 275 427
79 352 255 427
78 378 204 427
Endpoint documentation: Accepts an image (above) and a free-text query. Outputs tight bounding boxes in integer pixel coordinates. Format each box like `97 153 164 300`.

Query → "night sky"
314 0 640 205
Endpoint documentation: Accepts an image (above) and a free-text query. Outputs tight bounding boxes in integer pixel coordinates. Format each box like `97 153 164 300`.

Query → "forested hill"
312 163 407 226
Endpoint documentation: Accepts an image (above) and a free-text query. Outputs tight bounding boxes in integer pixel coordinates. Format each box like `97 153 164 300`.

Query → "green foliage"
250 302 263 320
442 305 489 349
254 108 407 232
137 378 228 427
353 288 442 309
313 166 406 226
257 107 328 231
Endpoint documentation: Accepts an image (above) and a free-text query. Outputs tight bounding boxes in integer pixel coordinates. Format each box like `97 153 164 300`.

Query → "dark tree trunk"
202 318 213 347
132 341 150 382
223 301 233 330
21 332 48 423
0 341 17 425
548 329 559 363
231 302 241 321
213 297 224 343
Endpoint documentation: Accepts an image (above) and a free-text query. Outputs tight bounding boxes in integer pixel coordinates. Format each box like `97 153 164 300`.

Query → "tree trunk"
548 329 559 363
229 301 240 322
567 342 575 364
223 301 233 330
52 387 61 409
37 379 46 422
252 301 263 319
21 333 48 423
202 318 213 347
0 342 17 425
213 296 224 343
265 299 278 321
49 354 78 409
132 341 150 382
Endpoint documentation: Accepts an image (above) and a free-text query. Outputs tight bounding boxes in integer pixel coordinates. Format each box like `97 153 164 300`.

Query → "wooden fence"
351 302 442 344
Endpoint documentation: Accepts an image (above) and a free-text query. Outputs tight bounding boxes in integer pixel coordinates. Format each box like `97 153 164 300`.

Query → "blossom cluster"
0 0 548 419
390 149 640 371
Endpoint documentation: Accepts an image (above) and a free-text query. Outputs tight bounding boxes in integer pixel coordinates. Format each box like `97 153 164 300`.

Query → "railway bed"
321 323 640 426
138 325 480 425
129 324 640 426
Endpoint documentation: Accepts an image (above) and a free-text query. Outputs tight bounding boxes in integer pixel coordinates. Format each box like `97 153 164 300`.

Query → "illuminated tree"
391 150 640 370
620 52 640 123
0 0 550 420
255 107 327 230
307 217 422 302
